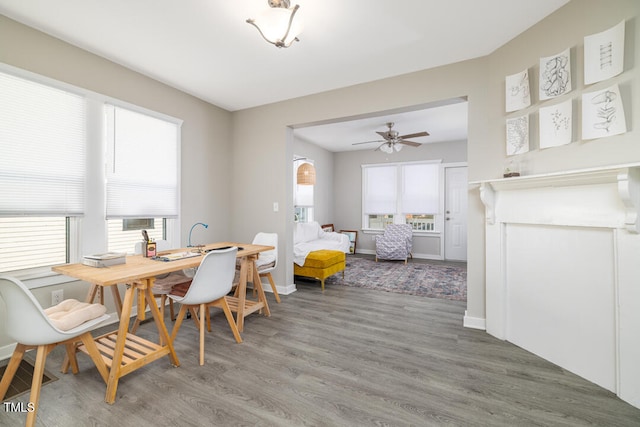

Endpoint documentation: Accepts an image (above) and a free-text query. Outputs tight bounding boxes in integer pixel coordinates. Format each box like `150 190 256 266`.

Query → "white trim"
356 248 443 260
463 311 486 330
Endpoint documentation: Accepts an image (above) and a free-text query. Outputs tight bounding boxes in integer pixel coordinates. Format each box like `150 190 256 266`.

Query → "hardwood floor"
2 285 639 426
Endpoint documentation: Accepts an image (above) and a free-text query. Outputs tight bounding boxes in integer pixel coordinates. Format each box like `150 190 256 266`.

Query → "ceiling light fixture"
246 0 302 48
379 142 403 154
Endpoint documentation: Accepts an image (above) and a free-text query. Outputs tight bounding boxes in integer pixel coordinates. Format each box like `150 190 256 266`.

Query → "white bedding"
293 222 350 266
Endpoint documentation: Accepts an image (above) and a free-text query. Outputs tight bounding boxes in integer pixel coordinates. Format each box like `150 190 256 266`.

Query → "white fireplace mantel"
473 163 640 409
475 163 640 233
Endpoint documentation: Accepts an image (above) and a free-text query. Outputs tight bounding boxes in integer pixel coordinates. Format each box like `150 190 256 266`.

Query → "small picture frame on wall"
321 224 334 233
340 230 357 254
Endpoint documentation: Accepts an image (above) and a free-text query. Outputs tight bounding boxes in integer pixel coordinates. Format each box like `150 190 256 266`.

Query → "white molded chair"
252 232 280 303
168 247 242 365
0 276 110 427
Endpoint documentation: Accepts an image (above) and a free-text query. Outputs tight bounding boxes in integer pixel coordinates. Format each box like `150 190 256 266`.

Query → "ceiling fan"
352 122 429 153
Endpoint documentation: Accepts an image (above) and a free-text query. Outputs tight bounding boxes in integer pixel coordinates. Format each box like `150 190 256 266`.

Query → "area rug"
323 256 467 301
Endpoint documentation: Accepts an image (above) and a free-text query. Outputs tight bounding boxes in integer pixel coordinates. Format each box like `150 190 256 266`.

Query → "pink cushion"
44 299 107 331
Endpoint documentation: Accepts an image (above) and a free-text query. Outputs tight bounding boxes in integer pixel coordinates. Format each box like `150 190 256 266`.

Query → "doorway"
444 165 468 261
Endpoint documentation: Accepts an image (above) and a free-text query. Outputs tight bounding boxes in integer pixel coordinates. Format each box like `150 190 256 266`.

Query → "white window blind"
0 71 86 216
363 165 397 214
401 163 439 214
106 105 179 219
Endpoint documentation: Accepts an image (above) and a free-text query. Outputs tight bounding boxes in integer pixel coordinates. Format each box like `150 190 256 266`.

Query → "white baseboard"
255 278 296 296
355 249 443 260
277 283 297 295
463 311 486 330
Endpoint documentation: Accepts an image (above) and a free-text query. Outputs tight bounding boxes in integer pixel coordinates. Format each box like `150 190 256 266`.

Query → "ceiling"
294 99 469 152
0 0 569 151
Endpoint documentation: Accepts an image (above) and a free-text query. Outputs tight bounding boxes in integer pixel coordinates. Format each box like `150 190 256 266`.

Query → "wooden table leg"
143 280 179 365
129 285 147 334
251 258 270 317
85 284 99 304
236 257 248 332
110 286 123 317
105 284 135 405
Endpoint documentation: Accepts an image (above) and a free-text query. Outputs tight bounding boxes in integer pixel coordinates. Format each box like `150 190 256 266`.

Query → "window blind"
401 163 439 214
106 105 179 219
0 71 86 216
363 165 397 214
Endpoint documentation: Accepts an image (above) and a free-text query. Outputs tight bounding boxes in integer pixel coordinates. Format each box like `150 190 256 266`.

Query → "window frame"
361 160 443 234
0 63 182 288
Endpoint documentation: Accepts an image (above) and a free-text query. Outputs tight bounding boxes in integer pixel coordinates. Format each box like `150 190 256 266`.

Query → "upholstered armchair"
375 224 413 264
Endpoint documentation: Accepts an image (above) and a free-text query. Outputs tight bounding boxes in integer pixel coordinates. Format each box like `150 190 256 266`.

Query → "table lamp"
187 222 208 247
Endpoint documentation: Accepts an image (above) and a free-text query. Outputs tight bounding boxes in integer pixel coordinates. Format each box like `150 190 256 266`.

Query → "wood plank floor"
2 285 639 426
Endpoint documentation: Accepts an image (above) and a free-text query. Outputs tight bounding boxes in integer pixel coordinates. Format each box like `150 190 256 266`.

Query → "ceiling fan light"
297 162 316 185
394 143 403 152
380 143 392 154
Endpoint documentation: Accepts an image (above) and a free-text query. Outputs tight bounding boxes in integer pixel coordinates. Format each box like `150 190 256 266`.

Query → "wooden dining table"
52 242 273 404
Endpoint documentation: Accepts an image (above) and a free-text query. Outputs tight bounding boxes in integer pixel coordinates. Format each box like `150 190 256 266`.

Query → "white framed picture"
582 84 626 140
539 99 572 149
539 48 572 100
505 69 531 112
584 20 625 85
506 115 529 156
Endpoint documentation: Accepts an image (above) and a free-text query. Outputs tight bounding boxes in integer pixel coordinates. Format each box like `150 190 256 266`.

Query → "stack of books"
82 252 126 268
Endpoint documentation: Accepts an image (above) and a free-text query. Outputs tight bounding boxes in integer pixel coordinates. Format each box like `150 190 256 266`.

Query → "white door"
444 166 467 261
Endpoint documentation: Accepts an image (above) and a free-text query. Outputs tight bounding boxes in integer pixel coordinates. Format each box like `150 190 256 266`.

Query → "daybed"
293 222 350 291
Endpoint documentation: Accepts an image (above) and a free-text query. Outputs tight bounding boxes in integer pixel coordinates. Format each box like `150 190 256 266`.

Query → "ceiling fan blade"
398 139 421 147
352 139 384 146
399 131 429 139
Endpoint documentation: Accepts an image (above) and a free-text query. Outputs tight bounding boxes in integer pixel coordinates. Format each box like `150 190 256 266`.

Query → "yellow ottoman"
294 250 346 292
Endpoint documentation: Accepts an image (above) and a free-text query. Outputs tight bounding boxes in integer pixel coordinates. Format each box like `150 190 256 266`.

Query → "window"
107 218 164 254
293 157 314 222
105 105 179 252
105 105 179 219
0 70 86 273
0 217 67 273
362 161 440 231
0 65 182 279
